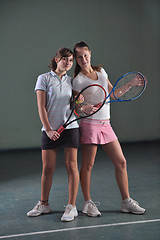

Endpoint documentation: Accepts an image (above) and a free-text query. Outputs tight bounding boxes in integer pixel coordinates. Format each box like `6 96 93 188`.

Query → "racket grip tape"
57 126 65 134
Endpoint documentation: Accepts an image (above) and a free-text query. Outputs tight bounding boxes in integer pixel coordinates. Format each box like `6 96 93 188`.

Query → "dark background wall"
0 0 159 150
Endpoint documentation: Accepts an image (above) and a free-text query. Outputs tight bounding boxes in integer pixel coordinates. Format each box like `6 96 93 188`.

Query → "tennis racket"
57 84 107 134
106 71 147 103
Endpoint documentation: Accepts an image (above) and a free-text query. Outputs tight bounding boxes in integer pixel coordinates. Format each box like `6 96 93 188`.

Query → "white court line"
0 219 160 239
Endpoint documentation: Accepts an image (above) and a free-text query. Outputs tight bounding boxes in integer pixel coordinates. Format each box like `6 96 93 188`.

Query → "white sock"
85 199 92 204
123 198 131 203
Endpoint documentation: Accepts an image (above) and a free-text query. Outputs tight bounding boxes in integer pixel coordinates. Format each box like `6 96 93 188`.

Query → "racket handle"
57 125 65 134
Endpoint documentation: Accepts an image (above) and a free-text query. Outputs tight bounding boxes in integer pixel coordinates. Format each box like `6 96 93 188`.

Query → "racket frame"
57 72 146 134
57 84 107 134
107 71 146 103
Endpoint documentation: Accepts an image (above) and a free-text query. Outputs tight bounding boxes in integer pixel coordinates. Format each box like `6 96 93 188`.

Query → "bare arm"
36 90 60 140
107 78 131 99
107 78 115 99
108 75 145 99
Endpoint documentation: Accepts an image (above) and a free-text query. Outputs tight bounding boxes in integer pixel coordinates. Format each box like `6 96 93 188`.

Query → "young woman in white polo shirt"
27 48 79 222
72 41 145 217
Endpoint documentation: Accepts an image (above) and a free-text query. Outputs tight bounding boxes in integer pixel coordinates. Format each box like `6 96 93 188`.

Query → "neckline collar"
50 70 67 80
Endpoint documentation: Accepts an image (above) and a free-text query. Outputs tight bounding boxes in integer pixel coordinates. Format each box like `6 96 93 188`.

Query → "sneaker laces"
90 201 100 209
130 198 139 206
32 202 41 211
34 201 48 210
64 204 73 214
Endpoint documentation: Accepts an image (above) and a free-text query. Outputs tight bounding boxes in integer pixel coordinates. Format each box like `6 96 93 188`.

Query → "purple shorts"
79 119 117 144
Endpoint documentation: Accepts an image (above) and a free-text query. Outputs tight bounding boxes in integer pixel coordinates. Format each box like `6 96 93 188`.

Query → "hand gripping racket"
106 71 147 103
57 84 107 134
57 72 146 134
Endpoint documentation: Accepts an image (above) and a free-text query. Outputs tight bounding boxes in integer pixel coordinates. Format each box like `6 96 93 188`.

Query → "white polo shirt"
35 71 79 131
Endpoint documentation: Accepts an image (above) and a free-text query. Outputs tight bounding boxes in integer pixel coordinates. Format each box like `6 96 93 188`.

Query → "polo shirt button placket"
59 79 62 92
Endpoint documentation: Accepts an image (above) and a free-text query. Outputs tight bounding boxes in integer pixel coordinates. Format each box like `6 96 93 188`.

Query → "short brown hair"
48 48 74 71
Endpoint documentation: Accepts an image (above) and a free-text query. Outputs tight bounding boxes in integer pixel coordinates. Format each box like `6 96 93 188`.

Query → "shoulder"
72 72 84 83
73 72 82 79
37 71 51 81
72 73 84 91
66 74 72 81
99 67 108 79
99 67 108 78
72 73 82 86
35 72 51 91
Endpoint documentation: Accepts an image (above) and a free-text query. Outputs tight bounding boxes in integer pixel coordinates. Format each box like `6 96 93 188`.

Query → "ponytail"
48 57 57 71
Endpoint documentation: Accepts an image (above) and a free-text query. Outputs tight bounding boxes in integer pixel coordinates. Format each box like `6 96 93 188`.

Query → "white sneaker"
82 200 101 217
61 204 78 222
120 198 146 214
27 201 52 217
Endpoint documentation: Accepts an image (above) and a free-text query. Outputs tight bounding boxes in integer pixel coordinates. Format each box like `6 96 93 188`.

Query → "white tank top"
72 68 110 120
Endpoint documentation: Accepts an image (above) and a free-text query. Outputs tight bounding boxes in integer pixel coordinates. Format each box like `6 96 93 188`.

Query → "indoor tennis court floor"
0 141 160 240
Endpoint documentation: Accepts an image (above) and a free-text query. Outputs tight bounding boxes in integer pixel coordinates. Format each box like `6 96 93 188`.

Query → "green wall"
0 0 160 150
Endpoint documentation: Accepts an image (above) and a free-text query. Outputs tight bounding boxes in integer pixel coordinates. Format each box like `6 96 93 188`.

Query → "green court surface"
0 141 160 240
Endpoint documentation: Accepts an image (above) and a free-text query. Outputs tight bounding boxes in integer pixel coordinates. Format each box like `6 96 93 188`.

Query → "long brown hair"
48 48 74 71
73 41 102 77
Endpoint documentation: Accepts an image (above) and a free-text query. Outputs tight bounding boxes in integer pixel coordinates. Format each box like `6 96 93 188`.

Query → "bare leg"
41 149 57 204
64 147 79 206
102 140 130 200
80 144 98 201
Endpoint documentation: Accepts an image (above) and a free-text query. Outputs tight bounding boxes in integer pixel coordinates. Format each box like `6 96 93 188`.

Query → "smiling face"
75 47 91 70
56 55 74 72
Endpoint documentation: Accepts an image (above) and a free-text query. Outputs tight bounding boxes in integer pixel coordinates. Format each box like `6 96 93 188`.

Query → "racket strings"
114 73 145 101
74 85 106 117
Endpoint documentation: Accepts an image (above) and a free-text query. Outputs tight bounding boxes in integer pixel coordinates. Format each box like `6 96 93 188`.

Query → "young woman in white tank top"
72 41 145 217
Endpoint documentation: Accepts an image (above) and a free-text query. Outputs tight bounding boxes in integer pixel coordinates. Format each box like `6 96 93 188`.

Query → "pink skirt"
79 119 118 144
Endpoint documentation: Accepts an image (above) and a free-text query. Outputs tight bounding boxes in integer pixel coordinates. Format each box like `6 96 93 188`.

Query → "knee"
82 160 94 172
66 160 78 174
115 158 127 171
42 165 54 176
